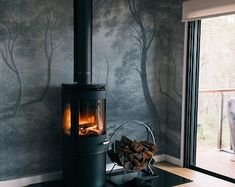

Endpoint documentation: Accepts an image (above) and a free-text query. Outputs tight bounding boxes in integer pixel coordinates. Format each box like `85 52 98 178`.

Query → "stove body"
62 84 107 187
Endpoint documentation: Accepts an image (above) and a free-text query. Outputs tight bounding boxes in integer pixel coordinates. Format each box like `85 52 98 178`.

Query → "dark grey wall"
0 0 73 180
0 0 184 181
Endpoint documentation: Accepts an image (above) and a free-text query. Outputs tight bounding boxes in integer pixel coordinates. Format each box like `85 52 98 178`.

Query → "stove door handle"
103 140 109 145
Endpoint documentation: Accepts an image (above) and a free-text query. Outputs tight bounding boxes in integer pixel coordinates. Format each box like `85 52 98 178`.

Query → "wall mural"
0 0 183 181
93 0 184 158
0 0 73 180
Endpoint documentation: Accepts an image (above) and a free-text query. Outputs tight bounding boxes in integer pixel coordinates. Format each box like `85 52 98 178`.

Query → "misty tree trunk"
24 47 52 105
9 43 23 116
40 4 54 102
0 18 23 116
23 5 54 106
127 0 161 134
13 70 23 116
105 58 117 104
9 46 24 117
38 57 52 101
140 45 161 139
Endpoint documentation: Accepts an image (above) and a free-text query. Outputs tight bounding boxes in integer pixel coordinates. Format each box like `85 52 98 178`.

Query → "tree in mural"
24 0 61 105
126 0 160 125
0 4 23 116
94 0 182 143
94 0 162 136
0 0 73 180
104 57 118 104
0 0 68 117
155 44 182 108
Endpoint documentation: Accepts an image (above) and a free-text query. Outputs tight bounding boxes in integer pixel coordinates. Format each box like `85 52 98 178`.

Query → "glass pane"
63 104 71 136
196 14 235 179
78 99 105 136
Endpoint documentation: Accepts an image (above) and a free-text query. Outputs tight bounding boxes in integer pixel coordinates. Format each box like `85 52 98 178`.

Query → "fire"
79 113 104 136
79 115 95 125
63 105 71 135
63 105 104 136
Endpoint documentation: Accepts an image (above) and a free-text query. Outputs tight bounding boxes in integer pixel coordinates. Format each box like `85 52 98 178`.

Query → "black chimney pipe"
74 0 92 84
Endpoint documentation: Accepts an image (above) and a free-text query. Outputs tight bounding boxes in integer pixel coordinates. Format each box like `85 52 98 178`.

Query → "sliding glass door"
184 15 235 183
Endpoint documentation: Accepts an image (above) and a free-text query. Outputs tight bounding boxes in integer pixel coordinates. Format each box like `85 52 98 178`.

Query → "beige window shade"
182 0 235 22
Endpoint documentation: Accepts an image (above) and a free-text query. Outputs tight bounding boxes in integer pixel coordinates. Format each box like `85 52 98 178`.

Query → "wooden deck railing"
199 88 235 150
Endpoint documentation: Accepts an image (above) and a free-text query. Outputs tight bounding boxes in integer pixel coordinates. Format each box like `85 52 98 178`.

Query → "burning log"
108 136 156 171
79 123 95 128
80 125 101 136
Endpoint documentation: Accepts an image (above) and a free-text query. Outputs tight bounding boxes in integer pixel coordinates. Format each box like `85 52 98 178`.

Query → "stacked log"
108 136 156 171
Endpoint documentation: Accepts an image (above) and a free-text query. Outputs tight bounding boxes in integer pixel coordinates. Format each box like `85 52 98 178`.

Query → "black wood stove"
62 84 107 187
61 0 108 186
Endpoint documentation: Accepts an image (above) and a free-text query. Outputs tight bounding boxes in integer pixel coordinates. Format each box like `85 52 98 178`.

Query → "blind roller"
182 0 235 22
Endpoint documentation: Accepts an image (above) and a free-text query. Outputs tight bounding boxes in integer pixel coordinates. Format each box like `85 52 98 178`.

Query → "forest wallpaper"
93 0 184 158
0 0 184 181
0 0 73 180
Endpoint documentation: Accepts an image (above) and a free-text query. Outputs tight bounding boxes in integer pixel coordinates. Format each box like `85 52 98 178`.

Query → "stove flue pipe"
74 0 92 84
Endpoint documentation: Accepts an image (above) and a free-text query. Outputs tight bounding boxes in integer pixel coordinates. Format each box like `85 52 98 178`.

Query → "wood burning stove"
62 83 107 187
61 0 108 186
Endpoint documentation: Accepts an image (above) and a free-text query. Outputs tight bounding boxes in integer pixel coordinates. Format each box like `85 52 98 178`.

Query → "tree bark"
105 58 117 104
40 60 51 101
7 23 23 117
128 0 162 141
140 47 161 138
13 69 23 116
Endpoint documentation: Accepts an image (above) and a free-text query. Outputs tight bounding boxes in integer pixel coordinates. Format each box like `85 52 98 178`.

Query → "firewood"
107 150 123 166
139 141 156 153
144 150 154 158
80 129 99 136
79 123 95 128
142 152 148 162
119 155 125 166
115 142 131 155
124 161 132 169
133 153 143 161
132 141 144 153
114 140 125 149
133 159 140 166
109 136 156 171
128 153 135 161
117 151 124 158
122 148 132 155
86 130 99 135
121 136 133 147
115 141 125 151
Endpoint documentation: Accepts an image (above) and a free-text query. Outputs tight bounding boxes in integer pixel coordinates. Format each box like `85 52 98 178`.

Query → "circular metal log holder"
107 120 156 175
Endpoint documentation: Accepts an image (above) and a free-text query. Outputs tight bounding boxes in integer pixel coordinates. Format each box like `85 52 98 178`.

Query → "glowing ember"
63 105 71 135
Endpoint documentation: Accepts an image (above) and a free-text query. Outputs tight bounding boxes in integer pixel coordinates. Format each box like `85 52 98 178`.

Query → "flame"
79 115 95 125
63 105 71 135
63 105 105 136
79 113 104 136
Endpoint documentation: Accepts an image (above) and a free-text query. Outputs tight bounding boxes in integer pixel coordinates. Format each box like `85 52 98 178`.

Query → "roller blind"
182 0 235 22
